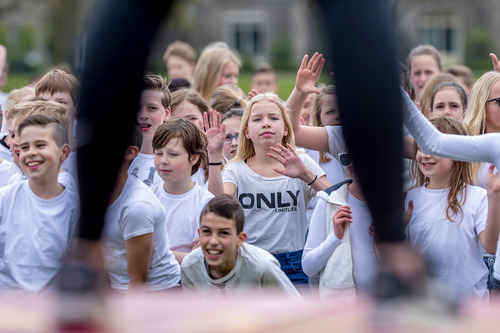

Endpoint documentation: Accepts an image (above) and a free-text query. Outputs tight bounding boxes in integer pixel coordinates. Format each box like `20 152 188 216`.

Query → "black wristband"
307 175 318 186
208 162 222 166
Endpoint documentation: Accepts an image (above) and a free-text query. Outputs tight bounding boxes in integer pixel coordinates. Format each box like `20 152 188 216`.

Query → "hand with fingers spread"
295 52 325 95
268 143 308 179
202 110 226 156
490 53 500 72
333 205 352 239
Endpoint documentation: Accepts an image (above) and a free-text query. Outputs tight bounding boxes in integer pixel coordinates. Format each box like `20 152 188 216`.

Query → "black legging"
77 0 404 243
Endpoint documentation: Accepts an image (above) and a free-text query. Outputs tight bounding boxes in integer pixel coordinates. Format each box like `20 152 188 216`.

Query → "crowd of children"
1 39 500 307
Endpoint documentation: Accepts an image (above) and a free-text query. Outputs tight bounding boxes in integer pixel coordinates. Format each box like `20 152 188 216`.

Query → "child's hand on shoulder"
295 52 324 94
486 164 500 198
333 205 352 239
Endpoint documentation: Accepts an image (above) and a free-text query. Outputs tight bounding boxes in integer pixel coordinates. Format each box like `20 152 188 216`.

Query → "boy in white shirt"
150 119 214 264
0 114 79 293
128 74 171 187
181 194 301 299
101 122 180 292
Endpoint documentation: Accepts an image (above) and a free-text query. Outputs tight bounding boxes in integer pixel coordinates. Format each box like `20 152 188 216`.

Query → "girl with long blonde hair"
205 92 331 286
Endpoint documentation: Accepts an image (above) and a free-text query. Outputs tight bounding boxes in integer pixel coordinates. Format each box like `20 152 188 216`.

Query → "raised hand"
268 143 308 178
333 205 352 239
295 52 325 95
490 53 500 72
486 164 500 198
202 110 226 155
247 89 259 101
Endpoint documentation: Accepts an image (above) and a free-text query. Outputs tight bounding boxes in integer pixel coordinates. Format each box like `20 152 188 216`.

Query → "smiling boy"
128 74 171 187
0 114 79 293
180 194 301 299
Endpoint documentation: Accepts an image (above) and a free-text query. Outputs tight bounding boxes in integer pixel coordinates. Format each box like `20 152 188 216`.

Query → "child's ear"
164 107 171 122
125 146 140 160
60 144 70 162
244 127 250 139
197 227 201 237
237 231 247 247
189 154 200 165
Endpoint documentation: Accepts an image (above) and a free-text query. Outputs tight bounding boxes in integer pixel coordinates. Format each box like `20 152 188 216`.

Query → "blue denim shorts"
483 256 498 290
272 250 309 285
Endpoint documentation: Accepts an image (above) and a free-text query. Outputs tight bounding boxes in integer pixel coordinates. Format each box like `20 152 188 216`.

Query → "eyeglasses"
224 133 239 144
338 152 352 167
486 97 500 106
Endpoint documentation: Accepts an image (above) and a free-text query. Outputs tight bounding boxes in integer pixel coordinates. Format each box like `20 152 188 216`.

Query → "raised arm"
401 86 500 165
285 53 330 152
480 164 500 254
203 110 225 196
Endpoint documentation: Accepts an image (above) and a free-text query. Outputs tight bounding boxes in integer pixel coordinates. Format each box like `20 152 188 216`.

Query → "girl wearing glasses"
204 93 331 287
302 152 377 300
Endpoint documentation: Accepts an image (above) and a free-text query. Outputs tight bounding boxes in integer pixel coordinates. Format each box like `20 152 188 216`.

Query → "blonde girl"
404 116 500 303
205 92 330 285
209 83 247 115
193 42 241 103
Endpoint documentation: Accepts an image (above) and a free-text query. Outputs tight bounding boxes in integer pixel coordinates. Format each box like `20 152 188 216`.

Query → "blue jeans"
272 250 309 285
483 256 498 290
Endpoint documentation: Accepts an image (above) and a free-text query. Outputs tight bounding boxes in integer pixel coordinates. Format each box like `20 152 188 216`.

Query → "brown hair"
170 89 209 116
18 114 69 147
429 81 468 115
411 116 472 222
152 118 208 176
163 41 197 65
201 194 245 234
419 73 458 116
35 69 80 106
143 74 171 108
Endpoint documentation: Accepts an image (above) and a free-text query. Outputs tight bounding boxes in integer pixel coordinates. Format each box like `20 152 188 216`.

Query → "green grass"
238 71 331 100
3 73 34 92
4 71 332 99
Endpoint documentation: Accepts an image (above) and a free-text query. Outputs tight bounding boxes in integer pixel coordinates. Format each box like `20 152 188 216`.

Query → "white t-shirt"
405 185 489 302
62 151 78 188
222 154 325 254
101 175 180 291
0 181 80 294
151 182 214 253
0 144 12 162
128 153 163 187
303 191 376 292
304 148 345 225
191 167 206 187
0 159 13 187
181 243 301 299
401 86 500 279
325 125 414 191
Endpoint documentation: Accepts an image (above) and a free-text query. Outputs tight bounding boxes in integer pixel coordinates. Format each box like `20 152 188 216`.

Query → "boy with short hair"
163 41 197 81
4 100 77 193
0 114 79 293
35 69 80 181
250 62 279 94
101 122 180 292
128 74 171 187
150 119 214 264
181 194 302 299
